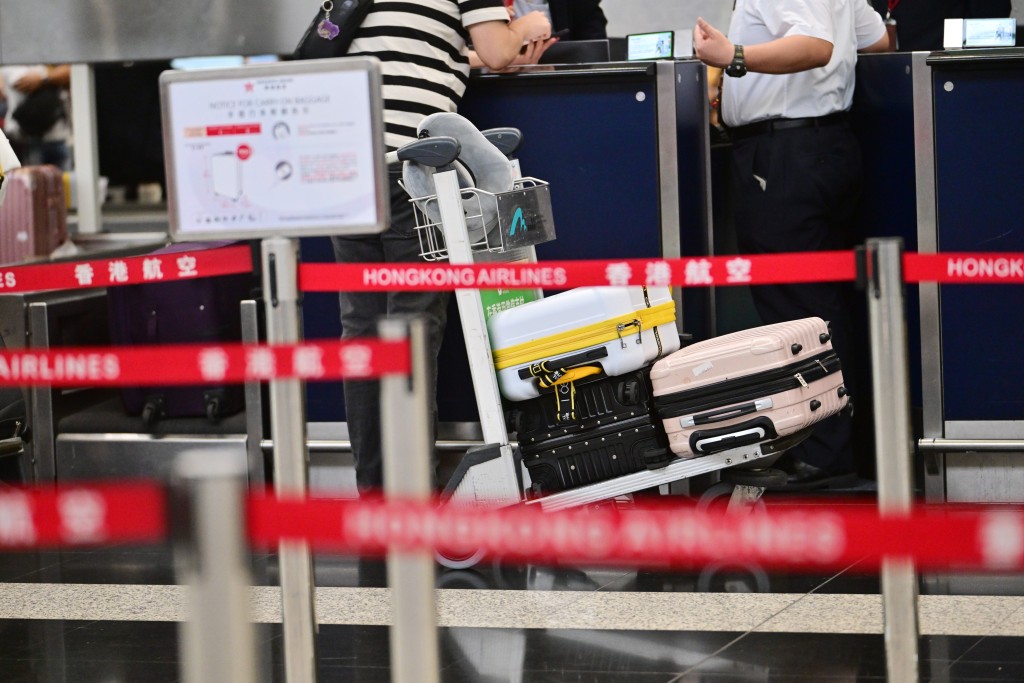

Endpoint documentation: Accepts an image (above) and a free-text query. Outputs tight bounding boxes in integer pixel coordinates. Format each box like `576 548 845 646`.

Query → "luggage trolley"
391 127 797 568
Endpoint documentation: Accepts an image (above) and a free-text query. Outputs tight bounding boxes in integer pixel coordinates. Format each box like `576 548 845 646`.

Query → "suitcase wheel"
141 396 166 427
617 379 641 406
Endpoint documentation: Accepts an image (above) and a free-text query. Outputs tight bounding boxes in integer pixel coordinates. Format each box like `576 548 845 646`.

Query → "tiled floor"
3 544 1024 682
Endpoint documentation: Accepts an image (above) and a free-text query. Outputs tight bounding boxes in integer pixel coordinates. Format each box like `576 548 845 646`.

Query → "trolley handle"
385 136 461 168
481 127 522 158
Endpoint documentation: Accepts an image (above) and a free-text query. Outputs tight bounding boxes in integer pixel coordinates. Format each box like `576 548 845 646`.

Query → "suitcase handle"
685 398 774 427
518 346 609 380
690 416 779 455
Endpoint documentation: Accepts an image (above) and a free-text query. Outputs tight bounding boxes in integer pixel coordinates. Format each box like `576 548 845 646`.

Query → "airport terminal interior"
3 1 1024 681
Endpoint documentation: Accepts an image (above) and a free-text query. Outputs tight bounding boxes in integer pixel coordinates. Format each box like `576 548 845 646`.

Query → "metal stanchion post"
262 238 319 683
865 238 920 682
171 451 258 683
379 317 441 683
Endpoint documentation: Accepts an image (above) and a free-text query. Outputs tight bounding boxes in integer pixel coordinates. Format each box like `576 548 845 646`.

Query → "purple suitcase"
106 242 257 425
0 165 67 265
650 318 849 459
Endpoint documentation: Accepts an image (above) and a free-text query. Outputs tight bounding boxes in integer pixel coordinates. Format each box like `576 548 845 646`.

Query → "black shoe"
769 456 857 492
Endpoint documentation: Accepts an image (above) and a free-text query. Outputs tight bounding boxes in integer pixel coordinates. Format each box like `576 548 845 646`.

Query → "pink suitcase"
0 165 67 266
649 317 849 459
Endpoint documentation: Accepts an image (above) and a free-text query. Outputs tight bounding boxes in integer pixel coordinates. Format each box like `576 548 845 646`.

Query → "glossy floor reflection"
5 618 1024 682
5 495 1024 681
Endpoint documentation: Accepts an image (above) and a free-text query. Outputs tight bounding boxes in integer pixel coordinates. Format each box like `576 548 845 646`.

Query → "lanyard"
886 0 900 17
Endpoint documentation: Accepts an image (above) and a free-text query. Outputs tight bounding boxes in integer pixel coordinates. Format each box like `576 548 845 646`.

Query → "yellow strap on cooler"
536 365 602 389
493 300 676 371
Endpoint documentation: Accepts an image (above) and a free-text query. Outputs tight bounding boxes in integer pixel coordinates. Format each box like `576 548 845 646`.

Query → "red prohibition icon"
237 144 253 161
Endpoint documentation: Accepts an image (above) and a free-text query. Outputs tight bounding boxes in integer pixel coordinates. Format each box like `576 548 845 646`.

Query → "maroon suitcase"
0 165 67 265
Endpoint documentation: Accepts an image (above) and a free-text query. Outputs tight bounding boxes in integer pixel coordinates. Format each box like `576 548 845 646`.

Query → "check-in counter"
916 49 1024 502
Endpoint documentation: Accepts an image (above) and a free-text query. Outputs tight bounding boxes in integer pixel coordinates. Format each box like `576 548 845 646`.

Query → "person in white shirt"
693 0 890 489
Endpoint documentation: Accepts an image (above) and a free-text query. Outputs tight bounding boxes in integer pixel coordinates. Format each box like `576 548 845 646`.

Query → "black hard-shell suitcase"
510 368 673 496
106 242 257 425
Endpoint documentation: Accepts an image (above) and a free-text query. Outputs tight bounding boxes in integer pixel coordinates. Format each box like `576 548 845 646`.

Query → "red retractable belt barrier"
0 248 1019 298
300 252 858 292
247 495 1024 573
0 244 253 294
301 252 1024 292
0 483 166 548
0 338 410 387
904 253 1024 284
4 483 1024 574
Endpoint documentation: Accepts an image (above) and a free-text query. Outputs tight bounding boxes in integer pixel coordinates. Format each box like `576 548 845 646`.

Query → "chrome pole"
866 237 920 682
172 451 257 683
379 317 440 683
262 238 319 683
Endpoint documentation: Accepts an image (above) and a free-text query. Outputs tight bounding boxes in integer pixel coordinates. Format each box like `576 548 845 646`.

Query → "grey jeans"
331 172 450 491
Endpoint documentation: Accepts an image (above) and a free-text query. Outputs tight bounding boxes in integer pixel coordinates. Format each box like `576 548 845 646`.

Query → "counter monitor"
626 31 675 61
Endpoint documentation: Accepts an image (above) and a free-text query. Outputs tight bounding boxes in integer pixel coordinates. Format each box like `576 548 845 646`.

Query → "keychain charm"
317 1 341 40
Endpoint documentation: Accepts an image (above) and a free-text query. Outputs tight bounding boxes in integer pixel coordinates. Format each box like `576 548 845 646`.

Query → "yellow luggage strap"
533 365 602 423
493 300 676 371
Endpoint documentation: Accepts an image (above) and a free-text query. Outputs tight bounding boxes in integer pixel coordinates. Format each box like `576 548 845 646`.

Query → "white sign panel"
160 58 387 241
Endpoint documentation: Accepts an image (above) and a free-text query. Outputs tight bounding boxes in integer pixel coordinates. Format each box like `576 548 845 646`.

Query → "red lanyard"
887 0 900 13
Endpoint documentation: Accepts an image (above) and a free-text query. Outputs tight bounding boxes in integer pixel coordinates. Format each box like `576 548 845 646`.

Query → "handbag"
294 0 373 60
11 85 65 138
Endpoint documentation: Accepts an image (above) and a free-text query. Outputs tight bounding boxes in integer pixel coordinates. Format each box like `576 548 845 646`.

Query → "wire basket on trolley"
406 177 556 261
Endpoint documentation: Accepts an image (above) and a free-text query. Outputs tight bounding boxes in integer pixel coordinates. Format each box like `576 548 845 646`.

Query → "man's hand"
693 17 734 69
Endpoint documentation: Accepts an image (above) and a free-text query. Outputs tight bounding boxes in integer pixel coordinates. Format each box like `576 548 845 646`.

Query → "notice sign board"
160 58 387 241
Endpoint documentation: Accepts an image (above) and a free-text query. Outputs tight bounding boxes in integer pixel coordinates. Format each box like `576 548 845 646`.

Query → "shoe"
768 456 857 492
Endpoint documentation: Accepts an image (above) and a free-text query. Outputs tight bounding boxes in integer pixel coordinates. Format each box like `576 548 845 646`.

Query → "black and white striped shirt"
349 0 509 149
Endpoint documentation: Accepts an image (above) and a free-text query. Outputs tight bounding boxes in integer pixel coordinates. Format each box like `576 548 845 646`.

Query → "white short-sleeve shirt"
721 0 886 128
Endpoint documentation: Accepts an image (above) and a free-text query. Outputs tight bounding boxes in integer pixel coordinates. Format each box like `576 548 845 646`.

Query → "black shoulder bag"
12 86 65 138
294 0 374 60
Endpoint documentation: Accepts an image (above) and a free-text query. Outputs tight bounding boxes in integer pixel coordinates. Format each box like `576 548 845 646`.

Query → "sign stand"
159 58 390 683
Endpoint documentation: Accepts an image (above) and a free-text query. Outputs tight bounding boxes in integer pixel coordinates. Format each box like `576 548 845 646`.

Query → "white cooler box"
488 286 679 402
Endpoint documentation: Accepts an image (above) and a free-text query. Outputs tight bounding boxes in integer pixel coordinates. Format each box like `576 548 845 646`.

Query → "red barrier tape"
904 253 1024 284
300 252 858 292
248 496 1024 573
0 244 253 294
1 248 1020 298
0 338 409 387
4 483 1024 573
302 252 1024 292
0 483 166 548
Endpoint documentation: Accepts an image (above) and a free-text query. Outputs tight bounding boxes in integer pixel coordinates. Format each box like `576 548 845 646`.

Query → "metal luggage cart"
394 133 786 568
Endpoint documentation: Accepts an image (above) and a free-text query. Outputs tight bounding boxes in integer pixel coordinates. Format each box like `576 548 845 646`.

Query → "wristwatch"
725 44 747 78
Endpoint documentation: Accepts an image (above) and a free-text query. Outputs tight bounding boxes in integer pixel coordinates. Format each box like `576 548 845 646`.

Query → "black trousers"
332 172 450 492
730 122 861 474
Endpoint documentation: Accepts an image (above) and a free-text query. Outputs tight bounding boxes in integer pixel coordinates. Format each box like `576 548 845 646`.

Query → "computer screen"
964 18 1016 47
626 31 675 61
944 17 1016 48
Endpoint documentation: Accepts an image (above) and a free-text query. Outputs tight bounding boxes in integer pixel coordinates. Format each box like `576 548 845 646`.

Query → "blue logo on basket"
509 207 527 236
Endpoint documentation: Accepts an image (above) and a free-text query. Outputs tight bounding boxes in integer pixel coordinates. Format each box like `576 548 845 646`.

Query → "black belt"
727 112 848 140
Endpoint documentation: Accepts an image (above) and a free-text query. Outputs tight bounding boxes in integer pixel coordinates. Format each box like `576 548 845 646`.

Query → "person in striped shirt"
332 0 552 493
